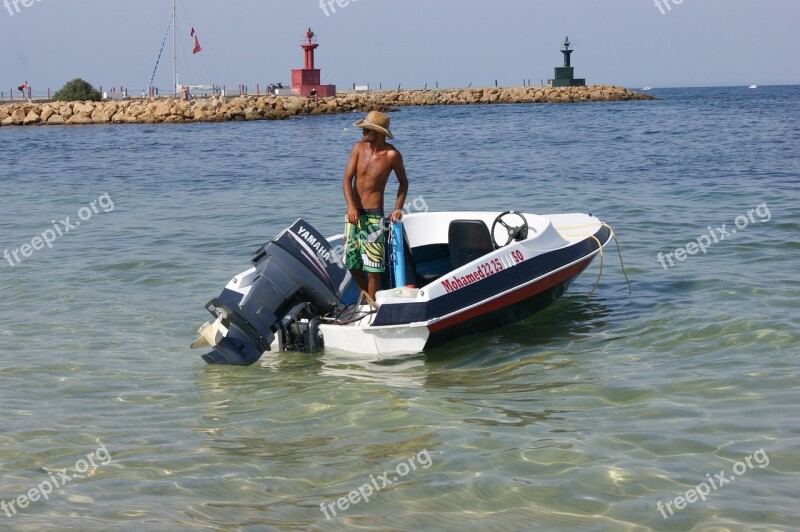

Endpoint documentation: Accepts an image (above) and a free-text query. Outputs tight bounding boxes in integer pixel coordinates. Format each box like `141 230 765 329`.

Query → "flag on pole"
191 27 202 54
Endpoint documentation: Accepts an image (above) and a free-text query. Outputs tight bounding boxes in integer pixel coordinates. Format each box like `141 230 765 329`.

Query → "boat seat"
411 243 451 285
448 220 495 270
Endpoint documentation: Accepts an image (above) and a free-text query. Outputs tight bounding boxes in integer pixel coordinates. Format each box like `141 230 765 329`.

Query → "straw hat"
353 111 393 139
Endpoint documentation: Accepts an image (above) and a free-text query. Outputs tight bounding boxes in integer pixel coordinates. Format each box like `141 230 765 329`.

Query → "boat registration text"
441 250 524 293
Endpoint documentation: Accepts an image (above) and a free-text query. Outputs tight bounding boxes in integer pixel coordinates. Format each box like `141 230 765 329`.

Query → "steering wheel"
491 210 531 248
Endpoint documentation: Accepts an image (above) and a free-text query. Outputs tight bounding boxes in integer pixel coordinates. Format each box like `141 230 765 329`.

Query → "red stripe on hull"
427 256 594 333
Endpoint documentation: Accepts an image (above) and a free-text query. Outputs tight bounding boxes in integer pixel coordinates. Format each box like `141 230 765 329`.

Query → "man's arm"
389 151 409 222
342 144 360 223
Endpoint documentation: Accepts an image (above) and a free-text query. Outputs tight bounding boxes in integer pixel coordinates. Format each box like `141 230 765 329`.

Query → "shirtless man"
342 111 409 301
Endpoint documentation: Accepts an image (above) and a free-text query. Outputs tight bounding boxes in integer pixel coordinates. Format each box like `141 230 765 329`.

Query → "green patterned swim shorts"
344 209 386 273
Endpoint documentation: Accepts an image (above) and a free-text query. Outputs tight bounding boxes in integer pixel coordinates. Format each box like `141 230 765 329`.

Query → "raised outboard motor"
192 219 348 365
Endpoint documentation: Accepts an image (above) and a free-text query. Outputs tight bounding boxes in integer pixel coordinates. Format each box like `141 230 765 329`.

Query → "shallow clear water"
1 86 798 530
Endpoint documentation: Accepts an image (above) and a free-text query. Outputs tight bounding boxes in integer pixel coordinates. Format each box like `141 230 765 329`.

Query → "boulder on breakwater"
0 85 654 127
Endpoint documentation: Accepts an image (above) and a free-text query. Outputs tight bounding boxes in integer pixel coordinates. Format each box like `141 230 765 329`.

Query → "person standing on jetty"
342 111 409 301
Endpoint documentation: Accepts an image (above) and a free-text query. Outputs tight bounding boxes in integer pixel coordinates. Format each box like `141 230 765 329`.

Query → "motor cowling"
197 219 346 366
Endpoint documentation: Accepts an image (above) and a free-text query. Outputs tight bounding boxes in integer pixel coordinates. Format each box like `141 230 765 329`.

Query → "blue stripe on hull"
372 225 610 327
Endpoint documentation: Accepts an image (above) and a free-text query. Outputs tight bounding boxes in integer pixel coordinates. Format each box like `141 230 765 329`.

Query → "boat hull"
424 255 591 350
319 218 609 358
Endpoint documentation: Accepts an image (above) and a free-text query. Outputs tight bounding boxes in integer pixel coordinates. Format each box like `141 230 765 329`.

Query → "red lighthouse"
291 28 336 97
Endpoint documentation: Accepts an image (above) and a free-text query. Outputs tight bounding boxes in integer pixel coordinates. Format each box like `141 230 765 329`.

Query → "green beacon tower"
548 37 586 88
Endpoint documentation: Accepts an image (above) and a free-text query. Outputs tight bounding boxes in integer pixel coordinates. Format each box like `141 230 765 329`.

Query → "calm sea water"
1 86 798 531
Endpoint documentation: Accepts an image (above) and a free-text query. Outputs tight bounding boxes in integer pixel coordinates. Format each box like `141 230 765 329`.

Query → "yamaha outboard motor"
192 219 349 365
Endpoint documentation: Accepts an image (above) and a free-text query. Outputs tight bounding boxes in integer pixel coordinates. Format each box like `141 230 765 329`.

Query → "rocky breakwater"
0 85 653 127
378 85 653 106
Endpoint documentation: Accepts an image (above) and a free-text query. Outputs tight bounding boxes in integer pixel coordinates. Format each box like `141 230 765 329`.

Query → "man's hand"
389 209 403 223
347 206 360 224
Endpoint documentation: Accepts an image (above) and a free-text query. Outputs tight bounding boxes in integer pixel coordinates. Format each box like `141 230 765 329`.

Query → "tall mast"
172 0 177 94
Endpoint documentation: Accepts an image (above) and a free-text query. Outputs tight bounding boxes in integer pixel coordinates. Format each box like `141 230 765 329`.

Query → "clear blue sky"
1 0 797 96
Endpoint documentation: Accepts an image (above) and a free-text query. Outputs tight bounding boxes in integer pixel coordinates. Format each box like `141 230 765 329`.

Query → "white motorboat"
192 210 616 364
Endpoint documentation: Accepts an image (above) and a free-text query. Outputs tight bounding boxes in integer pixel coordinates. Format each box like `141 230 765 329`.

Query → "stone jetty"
0 85 653 127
